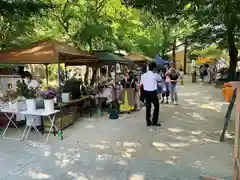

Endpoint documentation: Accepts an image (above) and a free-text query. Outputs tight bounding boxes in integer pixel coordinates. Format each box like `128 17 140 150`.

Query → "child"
179 68 184 85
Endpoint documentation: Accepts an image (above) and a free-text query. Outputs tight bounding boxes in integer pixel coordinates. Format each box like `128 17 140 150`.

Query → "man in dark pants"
140 62 161 126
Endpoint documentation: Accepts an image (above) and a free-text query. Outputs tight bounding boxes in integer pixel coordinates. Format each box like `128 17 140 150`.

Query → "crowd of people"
139 62 182 127
90 62 183 126
199 64 216 83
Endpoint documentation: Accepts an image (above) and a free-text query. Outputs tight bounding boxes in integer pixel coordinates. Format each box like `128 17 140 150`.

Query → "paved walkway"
0 77 234 180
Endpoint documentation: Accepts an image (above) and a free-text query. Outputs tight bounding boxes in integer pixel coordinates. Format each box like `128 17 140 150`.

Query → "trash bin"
222 82 234 103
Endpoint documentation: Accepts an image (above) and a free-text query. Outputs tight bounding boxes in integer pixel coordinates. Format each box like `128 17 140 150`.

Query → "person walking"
140 66 147 103
161 64 170 104
140 62 161 127
169 68 179 105
134 75 141 111
199 65 205 83
155 68 162 100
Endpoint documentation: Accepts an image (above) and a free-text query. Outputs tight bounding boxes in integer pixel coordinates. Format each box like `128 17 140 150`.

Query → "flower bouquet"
40 87 57 112
4 89 18 102
40 88 56 100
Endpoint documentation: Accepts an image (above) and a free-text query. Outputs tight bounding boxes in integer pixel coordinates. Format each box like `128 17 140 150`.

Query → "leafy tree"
191 45 225 59
123 0 194 59
0 0 50 17
124 0 240 80
186 0 240 80
0 0 52 49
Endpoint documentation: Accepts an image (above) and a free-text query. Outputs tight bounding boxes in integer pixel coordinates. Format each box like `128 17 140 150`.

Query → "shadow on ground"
0 80 234 180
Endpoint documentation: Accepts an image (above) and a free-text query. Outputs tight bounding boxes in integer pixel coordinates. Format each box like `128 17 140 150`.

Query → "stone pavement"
0 77 235 180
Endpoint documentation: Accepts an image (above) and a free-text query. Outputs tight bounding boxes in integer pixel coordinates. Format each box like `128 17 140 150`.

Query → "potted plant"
40 87 56 112
16 80 37 111
62 78 82 100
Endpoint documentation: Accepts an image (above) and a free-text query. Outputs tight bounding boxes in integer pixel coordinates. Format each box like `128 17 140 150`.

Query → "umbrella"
155 56 169 66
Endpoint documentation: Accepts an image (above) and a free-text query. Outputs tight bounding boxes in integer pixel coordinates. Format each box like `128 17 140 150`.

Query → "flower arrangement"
4 90 18 101
40 87 57 100
16 80 37 99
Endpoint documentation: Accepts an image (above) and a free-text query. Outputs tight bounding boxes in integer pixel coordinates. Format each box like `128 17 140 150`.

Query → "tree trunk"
172 39 176 68
84 65 89 85
228 48 238 81
227 24 238 81
90 67 98 86
161 50 165 57
183 38 188 74
84 37 93 86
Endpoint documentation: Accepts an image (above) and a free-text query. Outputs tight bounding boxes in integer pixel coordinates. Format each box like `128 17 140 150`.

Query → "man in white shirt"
140 62 161 126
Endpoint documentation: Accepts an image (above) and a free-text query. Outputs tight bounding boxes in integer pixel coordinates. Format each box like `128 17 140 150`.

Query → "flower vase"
26 99 36 112
25 99 40 127
44 99 54 112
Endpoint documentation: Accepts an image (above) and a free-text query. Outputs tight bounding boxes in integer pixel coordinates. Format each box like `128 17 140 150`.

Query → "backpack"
170 72 178 80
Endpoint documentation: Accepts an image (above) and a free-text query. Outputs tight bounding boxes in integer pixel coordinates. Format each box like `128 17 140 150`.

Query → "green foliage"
16 80 37 99
0 0 51 17
125 0 240 80
186 0 240 79
191 45 224 59
0 0 195 61
0 0 52 50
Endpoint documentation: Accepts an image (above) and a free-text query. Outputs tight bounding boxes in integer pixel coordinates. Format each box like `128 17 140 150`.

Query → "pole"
64 64 67 81
172 39 176 68
183 38 188 74
58 63 63 140
232 83 240 180
45 64 49 86
220 88 236 141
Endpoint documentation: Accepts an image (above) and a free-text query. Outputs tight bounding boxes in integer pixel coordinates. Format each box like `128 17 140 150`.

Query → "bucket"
44 99 54 112
26 99 36 112
62 93 70 103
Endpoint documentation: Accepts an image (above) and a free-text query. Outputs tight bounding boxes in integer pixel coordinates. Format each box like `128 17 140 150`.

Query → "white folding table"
20 109 60 144
1 108 23 140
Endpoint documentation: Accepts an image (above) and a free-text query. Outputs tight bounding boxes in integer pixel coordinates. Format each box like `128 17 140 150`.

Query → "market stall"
0 39 98 141
124 53 152 65
66 50 136 115
91 51 135 114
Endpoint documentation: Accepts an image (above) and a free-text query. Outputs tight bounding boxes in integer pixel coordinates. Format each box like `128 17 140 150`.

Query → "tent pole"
58 62 64 140
64 64 67 81
45 64 49 86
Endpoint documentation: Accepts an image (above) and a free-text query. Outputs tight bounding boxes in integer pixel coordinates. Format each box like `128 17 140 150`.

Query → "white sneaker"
174 101 178 105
